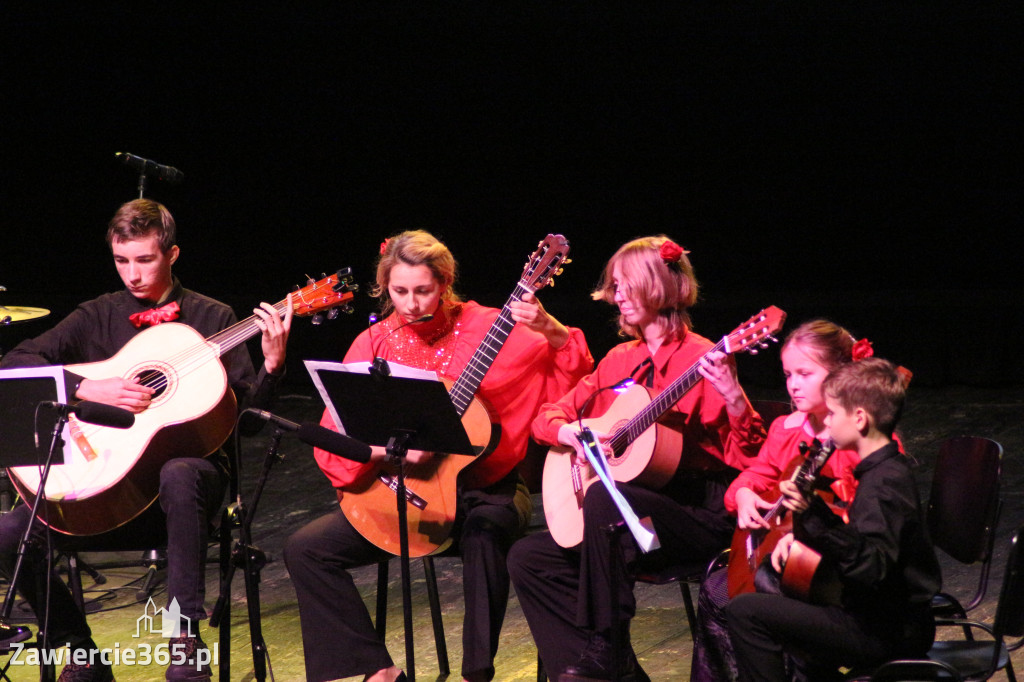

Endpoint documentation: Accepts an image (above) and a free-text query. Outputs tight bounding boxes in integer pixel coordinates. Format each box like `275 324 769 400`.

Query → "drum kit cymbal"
0 286 50 326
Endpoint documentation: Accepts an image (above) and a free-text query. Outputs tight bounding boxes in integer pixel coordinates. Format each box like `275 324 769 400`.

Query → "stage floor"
3 383 1022 681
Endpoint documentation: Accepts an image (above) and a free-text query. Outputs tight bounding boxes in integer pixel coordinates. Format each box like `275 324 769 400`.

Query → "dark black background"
3 5 1021 388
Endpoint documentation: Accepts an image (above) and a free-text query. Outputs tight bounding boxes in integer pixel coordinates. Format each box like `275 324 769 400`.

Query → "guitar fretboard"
448 283 530 416
207 299 292 356
607 338 728 454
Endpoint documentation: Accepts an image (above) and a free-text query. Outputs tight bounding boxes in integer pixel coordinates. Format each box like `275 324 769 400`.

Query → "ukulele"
9 271 356 536
542 306 787 549
337 235 571 557
726 437 836 598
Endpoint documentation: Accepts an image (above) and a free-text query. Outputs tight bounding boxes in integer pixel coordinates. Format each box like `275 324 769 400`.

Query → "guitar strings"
606 338 728 454
448 281 527 414
73 297 294 440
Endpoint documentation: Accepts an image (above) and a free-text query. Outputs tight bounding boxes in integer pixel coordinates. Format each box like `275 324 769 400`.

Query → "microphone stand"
209 428 284 682
136 171 147 199
383 429 417 682
0 406 71 682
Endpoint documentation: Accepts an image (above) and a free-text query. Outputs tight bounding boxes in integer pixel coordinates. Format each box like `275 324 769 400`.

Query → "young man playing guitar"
508 236 768 681
0 199 292 681
284 230 592 682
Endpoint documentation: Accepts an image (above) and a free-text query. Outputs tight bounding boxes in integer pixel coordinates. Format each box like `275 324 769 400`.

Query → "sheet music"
576 427 661 553
304 359 439 436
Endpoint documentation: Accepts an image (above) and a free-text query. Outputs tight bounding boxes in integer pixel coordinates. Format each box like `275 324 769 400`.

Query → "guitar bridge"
378 473 428 510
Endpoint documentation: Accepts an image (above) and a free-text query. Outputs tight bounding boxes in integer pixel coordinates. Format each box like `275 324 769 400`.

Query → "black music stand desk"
306 360 474 681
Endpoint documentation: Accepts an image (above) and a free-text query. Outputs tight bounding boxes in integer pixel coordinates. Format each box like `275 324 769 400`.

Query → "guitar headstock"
793 438 837 495
293 268 358 324
724 305 786 355
520 234 571 293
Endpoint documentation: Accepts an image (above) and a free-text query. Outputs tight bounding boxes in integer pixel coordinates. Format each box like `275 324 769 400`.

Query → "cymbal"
0 305 50 325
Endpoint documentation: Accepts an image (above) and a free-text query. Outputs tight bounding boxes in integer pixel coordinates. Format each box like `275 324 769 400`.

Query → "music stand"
0 369 80 679
308 361 475 682
0 367 77 469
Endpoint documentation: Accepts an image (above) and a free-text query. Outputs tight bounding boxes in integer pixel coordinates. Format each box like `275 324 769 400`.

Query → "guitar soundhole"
136 369 169 399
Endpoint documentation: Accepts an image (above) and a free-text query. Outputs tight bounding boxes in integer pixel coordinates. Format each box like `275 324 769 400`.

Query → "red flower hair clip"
851 338 874 361
659 239 689 264
379 237 391 255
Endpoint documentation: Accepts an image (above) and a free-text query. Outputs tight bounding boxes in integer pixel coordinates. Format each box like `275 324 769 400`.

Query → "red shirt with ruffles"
315 300 593 491
532 330 766 474
724 411 861 514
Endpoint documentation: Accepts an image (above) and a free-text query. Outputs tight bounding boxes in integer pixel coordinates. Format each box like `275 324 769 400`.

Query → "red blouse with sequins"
315 300 593 490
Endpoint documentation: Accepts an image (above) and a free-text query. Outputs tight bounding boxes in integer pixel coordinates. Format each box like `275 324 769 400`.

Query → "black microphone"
115 152 185 185
244 409 372 463
369 314 434 378
42 401 136 429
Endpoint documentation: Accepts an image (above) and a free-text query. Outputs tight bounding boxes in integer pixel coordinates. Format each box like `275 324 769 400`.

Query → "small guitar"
778 438 842 604
9 271 357 536
727 437 836 598
338 235 571 557
543 306 787 549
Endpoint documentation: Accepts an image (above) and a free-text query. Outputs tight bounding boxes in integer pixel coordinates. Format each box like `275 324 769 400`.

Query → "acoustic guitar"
8 271 356 536
543 306 787 549
338 235 571 557
726 437 836 598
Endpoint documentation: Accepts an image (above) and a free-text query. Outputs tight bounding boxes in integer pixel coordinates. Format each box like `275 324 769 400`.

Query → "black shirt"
796 442 941 629
0 278 280 411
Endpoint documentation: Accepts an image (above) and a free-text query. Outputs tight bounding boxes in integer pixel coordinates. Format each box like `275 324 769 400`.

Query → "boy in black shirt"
726 358 940 682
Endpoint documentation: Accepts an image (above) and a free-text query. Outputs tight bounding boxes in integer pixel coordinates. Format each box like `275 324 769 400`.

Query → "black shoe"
0 622 32 648
559 632 645 681
165 634 212 681
57 660 115 682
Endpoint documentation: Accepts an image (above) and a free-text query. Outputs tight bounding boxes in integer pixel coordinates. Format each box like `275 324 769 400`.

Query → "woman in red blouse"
509 235 766 681
285 230 593 682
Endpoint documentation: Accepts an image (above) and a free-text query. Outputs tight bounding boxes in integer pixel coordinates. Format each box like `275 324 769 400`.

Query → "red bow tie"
130 301 180 328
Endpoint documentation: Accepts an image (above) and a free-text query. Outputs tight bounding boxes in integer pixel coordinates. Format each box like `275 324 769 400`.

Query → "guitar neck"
448 283 529 417
206 298 291 356
607 337 727 453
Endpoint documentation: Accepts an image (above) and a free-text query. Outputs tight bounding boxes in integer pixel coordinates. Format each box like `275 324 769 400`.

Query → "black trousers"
508 479 734 679
0 457 224 644
725 592 935 682
284 480 522 682
0 505 90 646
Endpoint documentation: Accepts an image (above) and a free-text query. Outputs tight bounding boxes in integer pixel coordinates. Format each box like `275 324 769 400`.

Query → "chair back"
994 524 1024 643
927 436 1002 565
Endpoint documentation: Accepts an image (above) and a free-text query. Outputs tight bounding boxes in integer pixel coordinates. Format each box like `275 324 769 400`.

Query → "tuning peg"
341 304 354 314
555 267 564 276
327 308 340 321
564 258 572 265
311 313 325 326
305 274 316 286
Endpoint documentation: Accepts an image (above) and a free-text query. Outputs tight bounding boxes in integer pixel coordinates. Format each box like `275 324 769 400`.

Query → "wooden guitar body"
339 380 500 557
781 540 841 605
9 323 237 535
726 486 793 598
542 383 683 549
